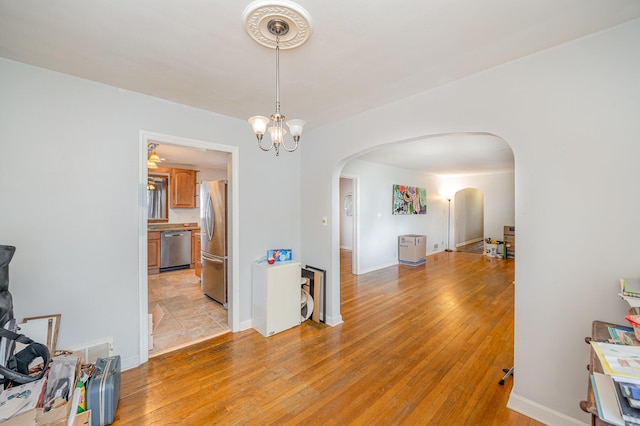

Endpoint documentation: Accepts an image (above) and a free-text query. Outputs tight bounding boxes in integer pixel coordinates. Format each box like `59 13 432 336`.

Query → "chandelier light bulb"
268 125 287 145
286 119 305 140
248 116 270 137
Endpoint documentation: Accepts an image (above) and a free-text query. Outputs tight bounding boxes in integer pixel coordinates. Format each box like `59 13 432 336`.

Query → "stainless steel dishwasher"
160 230 192 272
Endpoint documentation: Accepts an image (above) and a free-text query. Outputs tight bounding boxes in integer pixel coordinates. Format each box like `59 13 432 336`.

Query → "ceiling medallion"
242 0 312 50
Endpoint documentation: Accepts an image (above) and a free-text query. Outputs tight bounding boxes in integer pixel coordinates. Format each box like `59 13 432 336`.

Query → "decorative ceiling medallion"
242 0 312 49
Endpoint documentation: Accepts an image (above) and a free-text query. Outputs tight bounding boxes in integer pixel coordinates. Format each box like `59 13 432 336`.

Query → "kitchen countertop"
148 222 200 232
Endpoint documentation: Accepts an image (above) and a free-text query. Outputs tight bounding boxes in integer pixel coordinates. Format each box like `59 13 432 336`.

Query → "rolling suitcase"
86 355 121 426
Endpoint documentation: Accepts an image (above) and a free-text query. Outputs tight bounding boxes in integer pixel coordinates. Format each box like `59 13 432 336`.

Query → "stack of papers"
591 341 640 425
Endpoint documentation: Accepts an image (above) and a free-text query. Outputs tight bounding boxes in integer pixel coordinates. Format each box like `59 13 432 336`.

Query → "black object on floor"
498 367 513 385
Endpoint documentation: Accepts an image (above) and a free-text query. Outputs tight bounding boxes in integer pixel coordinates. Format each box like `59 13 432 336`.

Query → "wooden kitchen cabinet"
148 231 160 275
192 229 201 275
170 168 196 208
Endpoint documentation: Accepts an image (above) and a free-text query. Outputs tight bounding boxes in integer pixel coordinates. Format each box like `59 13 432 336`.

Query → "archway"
337 132 514 277
453 187 484 252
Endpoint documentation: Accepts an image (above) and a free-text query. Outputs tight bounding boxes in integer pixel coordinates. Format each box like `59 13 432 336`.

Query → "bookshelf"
581 320 639 425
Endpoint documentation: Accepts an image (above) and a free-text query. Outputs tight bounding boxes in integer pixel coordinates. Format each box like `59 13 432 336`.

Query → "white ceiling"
2 0 639 174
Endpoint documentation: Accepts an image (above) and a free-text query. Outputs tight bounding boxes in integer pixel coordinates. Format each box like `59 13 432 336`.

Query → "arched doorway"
453 188 484 253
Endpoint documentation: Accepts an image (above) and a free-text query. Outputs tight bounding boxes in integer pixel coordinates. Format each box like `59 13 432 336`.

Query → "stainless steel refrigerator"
200 180 227 307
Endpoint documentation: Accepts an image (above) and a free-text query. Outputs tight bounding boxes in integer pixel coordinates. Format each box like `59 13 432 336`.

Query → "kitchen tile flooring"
148 268 229 356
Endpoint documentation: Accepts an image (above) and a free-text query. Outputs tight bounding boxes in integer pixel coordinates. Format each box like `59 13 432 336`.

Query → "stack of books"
591 341 640 425
619 278 640 308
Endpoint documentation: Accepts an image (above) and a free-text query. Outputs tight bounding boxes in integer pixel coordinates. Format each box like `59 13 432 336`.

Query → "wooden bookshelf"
581 320 627 425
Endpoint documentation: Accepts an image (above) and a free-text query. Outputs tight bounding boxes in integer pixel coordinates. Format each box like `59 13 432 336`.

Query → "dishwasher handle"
163 232 190 237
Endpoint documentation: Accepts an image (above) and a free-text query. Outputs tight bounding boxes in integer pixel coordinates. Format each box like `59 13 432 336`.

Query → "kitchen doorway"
138 131 239 364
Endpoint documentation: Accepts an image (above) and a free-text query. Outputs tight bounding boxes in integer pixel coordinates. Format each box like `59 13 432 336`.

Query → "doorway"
453 188 484 253
138 131 239 364
339 176 358 274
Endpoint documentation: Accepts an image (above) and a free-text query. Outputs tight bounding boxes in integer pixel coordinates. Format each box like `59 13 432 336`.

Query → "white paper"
0 378 46 421
593 372 624 426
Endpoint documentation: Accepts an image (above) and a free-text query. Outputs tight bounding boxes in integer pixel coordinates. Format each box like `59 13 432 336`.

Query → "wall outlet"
434 243 438 249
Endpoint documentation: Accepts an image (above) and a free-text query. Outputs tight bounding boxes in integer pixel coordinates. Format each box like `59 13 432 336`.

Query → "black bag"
0 321 50 386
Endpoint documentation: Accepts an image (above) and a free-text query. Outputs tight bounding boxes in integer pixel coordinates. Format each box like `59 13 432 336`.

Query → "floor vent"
70 339 114 364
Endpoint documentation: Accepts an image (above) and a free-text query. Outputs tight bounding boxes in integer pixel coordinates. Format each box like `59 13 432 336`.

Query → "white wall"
301 20 640 425
341 160 444 273
453 188 484 246
340 161 514 274
0 58 301 370
445 172 515 245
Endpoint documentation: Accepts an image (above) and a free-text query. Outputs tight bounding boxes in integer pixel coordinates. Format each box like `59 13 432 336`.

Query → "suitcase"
86 355 121 426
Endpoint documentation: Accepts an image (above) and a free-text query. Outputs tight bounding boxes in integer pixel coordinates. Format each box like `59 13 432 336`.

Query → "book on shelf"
608 325 639 345
613 379 640 424
621 278 640 298
592 372 625 426
619 381 640 408
591 341 640 384
619 293 640 309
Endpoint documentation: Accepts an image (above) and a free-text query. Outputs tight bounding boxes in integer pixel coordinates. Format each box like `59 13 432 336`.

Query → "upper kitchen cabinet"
170 168 197 209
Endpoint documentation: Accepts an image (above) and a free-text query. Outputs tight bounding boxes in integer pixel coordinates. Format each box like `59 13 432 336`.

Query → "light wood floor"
115 251 542 425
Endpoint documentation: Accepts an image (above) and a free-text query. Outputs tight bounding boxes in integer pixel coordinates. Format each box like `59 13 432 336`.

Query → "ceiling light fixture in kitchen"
147 143 163 169
243 1 312 156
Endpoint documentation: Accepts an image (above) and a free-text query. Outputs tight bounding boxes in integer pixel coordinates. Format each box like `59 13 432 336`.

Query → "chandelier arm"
279 138 299 152
257 135 274 152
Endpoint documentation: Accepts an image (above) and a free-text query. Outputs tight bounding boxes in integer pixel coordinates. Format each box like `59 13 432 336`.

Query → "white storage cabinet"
252 260 301 337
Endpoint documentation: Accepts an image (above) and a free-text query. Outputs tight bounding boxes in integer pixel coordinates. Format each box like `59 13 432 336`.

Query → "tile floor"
148 268 229 356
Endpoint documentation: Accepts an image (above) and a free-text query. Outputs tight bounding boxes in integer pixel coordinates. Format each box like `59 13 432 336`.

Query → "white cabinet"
252 260 301 337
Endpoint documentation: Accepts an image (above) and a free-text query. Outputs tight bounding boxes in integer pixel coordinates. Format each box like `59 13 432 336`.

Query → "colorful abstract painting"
393 184 427 215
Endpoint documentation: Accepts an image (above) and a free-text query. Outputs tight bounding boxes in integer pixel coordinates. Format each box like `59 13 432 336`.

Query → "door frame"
340 174 359 274
138 130 239 364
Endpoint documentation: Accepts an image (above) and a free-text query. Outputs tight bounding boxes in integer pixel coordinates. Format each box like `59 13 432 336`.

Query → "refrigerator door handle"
206 192 214 242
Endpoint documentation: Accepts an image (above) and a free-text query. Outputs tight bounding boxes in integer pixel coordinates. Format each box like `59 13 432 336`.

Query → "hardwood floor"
115 251 542 425
456 240 485 254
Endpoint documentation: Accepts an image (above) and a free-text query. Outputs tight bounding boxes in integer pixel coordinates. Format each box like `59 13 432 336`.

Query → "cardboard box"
398 235 426 265
4 399 71 426
503 226 515 259
267 249 292 263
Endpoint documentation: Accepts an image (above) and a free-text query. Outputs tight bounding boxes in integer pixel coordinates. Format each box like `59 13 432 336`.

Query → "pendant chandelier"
243 1 312 156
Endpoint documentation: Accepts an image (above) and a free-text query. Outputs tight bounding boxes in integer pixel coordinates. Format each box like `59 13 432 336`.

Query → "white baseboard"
324 314 343 327
239 319 253 331
356 260 399 275
122 355 140 371
456 237 484 247
507 392 589 426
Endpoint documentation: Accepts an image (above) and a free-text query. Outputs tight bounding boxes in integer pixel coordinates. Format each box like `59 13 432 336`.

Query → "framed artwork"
23 313 61 355
393 184 427 215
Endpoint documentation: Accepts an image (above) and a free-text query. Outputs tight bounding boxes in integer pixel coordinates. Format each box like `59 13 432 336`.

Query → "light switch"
322 216 328 226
